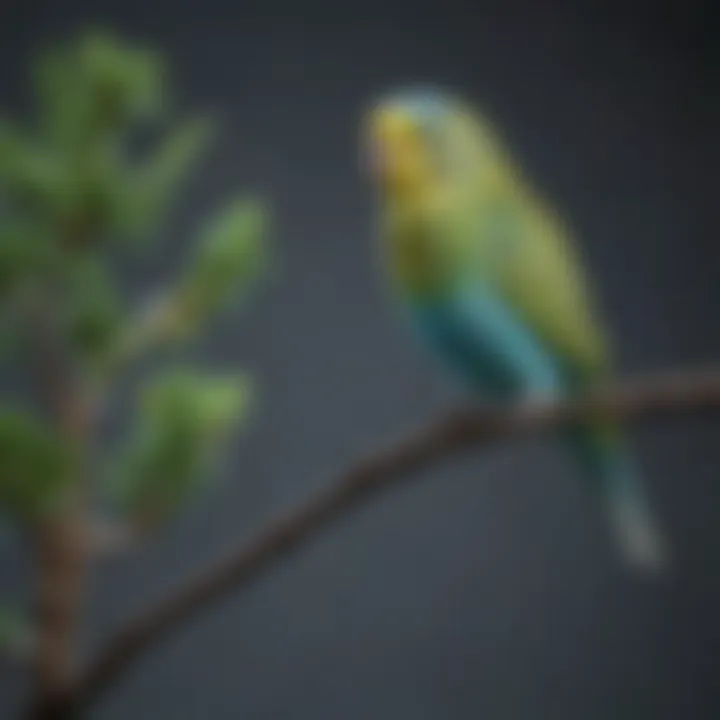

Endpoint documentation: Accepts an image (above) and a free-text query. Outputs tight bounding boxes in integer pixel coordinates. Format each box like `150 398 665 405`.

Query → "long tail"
568 423 669 574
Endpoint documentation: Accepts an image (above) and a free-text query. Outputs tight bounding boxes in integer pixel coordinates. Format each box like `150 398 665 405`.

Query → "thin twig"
84 520 138 559
74 368 720 706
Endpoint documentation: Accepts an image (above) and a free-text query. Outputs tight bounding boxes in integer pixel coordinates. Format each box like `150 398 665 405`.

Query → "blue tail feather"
568 423 668 573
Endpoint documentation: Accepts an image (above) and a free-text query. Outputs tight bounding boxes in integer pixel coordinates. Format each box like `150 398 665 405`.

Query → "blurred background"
0 0 717 718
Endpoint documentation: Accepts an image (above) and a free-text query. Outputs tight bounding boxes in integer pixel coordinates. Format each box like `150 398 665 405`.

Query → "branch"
84 519 139 559
86 516 169 562
112 291 179 366
24 298 95 718
111 284 200 376
79 368 720 704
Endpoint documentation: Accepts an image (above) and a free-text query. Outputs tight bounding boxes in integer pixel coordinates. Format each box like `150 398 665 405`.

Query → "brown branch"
70 368 720 707
84 519 139 559
24 304 94 720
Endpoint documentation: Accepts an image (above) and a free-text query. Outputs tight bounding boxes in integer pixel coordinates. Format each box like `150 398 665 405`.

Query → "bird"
361 86 668 572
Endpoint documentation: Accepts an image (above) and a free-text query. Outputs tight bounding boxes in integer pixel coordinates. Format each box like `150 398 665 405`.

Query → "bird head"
362 87 455 200
362 87 508 204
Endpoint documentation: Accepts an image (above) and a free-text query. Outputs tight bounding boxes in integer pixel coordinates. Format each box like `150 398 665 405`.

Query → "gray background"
1 0 718 718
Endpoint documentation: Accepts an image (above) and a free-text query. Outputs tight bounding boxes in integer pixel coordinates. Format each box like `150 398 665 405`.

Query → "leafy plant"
0 29 267 714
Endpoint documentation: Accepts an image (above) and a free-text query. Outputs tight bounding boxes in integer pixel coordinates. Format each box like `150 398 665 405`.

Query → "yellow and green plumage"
364 88 667 571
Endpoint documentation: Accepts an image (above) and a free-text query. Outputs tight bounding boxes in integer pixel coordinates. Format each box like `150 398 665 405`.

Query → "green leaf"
115 117 214 241
33 31 165 149
176 197 267 332
27 32 169 235
0 409 72 519
61 257 123 364
0 121 70 213
79 31 165 126
0 121 105 236
0 314 19 358
0 605 34 660
0 217 58 295
110 369 251 524
33 44 90 150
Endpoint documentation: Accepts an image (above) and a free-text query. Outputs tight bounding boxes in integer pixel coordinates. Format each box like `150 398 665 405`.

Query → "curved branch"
80 368 720 705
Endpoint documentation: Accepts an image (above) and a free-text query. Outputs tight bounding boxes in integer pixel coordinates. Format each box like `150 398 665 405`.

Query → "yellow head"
362 88 507 205
362 94 440 200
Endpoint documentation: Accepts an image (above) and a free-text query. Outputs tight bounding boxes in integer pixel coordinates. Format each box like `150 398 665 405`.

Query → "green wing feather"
486 183 611 382
444 103 612 383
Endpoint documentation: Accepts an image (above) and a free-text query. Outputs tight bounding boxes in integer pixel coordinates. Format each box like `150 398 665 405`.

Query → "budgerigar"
362 87 668 572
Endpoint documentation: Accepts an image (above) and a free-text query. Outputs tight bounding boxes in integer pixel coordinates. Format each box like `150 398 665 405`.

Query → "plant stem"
25 309 94 719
